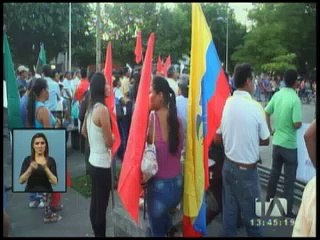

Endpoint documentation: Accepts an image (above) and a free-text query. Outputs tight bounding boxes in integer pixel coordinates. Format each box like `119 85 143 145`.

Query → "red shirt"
74 78 89 101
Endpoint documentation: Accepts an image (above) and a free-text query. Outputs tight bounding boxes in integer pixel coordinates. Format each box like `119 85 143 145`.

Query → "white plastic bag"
141 111 157 183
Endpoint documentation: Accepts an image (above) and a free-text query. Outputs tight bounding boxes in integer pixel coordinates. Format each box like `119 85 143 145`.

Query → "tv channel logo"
255 198 287 217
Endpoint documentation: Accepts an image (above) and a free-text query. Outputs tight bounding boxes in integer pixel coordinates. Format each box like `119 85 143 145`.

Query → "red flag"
134 30 142 64
74 79 89 101
118 33 155 223
104 42 121 156
163 55 171 77
156 55 163 75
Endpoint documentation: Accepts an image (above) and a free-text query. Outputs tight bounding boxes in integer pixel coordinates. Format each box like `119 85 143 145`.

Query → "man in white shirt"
72 69 81 95
42 65 60 113
63 71 73 100
62 71 73 121
215 63 270 237
166 66 179 96
176 74 189 161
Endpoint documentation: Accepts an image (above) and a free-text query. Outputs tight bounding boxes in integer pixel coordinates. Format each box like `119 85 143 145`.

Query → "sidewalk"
5 142 298 237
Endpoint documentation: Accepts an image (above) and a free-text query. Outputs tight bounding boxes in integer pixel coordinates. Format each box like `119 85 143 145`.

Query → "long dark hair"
133 72 141 101
30 132 49 161
152 76 180 154
27 78 48 127
88 72 106 112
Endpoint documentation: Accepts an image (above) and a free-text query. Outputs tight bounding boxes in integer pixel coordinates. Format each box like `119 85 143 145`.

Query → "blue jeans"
29 192 43 202
266 145 298 215
222 159 262 237
146 175 183 237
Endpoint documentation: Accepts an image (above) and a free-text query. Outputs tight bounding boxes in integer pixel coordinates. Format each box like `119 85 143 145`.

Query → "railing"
257 164 306 203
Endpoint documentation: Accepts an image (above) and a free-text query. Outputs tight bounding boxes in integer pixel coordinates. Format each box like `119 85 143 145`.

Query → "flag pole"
69 3 72 71
35 43 41 74
141 39 144 64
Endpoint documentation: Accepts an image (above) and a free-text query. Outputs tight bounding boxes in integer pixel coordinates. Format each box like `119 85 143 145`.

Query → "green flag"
36 43 47 73
39 43 46 65
3 32 23 129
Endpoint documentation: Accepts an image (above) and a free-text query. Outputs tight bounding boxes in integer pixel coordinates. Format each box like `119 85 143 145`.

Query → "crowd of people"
227 71 317 104
3 61 316 237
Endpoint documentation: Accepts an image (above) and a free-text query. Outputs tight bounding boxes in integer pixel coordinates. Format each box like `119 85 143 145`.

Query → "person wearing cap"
16 65 30 97
176 74 189 161
166 66 179 96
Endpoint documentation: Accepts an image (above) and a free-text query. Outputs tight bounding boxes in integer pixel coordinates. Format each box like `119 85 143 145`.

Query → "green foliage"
261 53 297 73
72 175 91 198
6 2 313 77
3 3 95 69
232 22 288 73
98 3 246 68
233 3 316 75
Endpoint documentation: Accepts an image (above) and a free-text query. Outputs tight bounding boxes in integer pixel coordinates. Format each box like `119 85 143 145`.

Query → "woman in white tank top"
81 72 114 237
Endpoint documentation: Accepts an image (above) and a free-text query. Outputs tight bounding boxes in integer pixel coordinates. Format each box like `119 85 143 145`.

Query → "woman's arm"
98 106 113 148
81 112 88 138
39 159 58 185
146 112 154 144
37 107 52 128
19 160 37 184
304 120 316 166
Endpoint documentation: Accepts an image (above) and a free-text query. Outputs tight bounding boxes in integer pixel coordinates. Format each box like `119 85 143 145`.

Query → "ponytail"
26 78 48 128
167 87 180 154
152 76 180 154
27 90 36 128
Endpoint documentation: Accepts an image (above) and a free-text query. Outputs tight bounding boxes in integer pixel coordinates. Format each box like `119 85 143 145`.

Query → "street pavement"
4 102 316 237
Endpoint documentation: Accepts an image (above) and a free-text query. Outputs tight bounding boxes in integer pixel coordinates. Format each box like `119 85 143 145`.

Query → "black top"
19 156 57 192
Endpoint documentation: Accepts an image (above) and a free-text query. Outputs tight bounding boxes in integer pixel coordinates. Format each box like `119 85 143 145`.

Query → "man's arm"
293 122 302 129
259 109 271 146
265 112 273 135
259 138 270 146
214 133 223 145
304 120 316 166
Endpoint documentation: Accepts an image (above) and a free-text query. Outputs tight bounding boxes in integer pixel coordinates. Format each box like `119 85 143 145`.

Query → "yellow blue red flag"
183 3 230 236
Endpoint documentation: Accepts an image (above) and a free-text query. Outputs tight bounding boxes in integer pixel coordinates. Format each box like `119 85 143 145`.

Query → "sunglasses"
34 141 46 145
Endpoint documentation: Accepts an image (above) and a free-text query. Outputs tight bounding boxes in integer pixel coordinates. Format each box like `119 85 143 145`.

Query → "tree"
261 53 297 73
3 3 95 70
97 3 246 68
231 3 316 75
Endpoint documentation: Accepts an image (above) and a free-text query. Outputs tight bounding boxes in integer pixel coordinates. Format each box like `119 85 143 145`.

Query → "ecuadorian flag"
183 3 230 236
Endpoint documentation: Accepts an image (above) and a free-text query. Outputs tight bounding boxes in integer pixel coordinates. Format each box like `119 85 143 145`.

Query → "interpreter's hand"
112 134 115 143
38 161 47 169
29 161 38 171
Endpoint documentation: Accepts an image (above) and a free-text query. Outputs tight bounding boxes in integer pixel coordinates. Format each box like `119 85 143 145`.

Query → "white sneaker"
29 200 45 208
29 201 38 208
38 200 45 208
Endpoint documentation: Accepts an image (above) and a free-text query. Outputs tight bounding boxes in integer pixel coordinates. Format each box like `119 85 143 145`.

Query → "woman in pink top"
146 76 183 237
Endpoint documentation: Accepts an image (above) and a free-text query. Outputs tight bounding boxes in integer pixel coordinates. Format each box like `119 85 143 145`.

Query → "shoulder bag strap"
151 111 156 145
